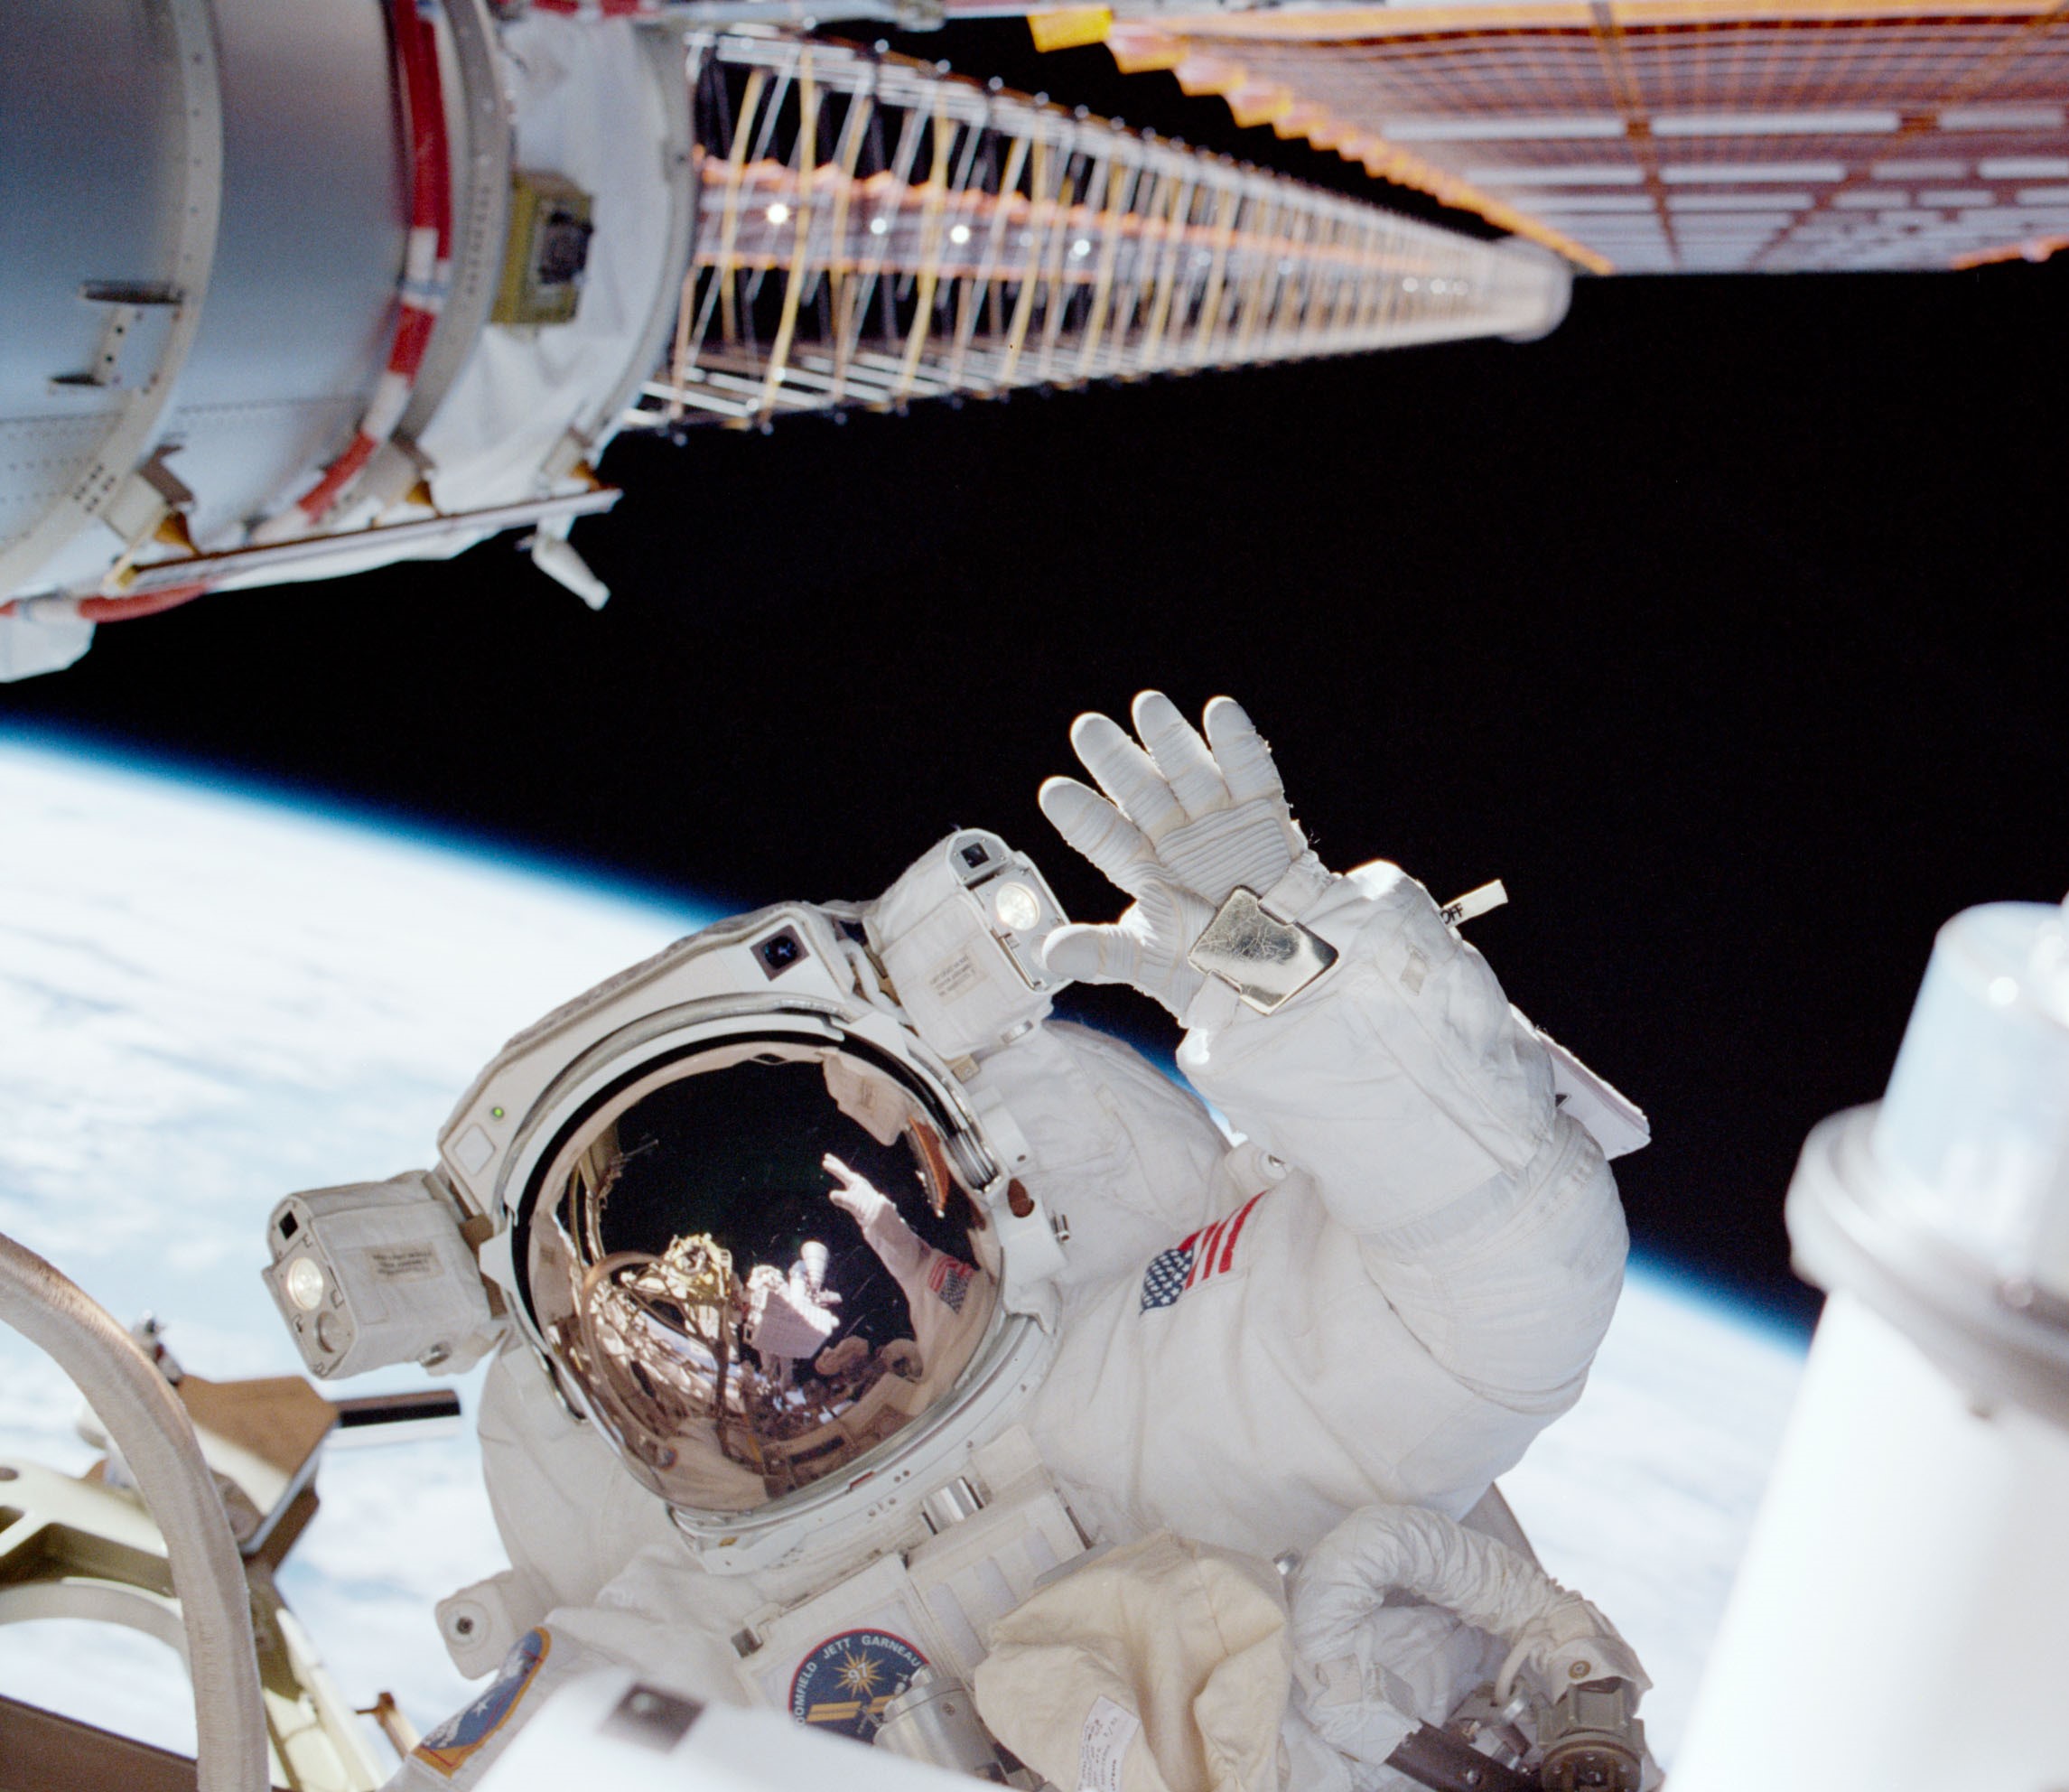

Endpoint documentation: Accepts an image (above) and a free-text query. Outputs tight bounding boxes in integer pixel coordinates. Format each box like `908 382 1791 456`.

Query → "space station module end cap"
1873 900 2069 1301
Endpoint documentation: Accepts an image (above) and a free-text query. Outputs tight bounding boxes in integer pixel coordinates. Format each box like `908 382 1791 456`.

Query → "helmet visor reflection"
526 1043 996 1513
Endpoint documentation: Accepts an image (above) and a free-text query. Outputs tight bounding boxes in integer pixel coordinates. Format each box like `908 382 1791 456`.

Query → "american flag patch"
927 1254 974 1313
1139 1193 1265 1312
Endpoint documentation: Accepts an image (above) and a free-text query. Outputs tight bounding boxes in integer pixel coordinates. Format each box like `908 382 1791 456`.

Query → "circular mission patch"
788 1628 929 1739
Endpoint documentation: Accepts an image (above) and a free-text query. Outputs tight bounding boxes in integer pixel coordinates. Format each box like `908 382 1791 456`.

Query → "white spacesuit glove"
1039 692 1334 1021
822 1153 893 1228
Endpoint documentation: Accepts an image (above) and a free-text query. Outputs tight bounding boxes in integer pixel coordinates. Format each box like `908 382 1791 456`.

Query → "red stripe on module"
77 585 211 623
423 32 452 257
298 433 378 518
389 304 439 375
289 0 447 527
391 0 434 229
391 0 452 252
1216 1192 1263 1275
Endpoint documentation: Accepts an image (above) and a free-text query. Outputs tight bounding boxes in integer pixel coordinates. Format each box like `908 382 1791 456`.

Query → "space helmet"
519 1037 1002 1514
439 830 1074 1567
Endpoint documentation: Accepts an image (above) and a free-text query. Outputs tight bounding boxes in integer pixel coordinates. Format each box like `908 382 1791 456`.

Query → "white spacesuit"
266 695 1645 1791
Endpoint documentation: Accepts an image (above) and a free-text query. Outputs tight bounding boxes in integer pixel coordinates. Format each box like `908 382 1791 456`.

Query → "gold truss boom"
629 33 1572 429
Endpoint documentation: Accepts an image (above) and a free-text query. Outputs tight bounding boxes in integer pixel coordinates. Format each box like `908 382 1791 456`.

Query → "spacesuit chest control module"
262 695 1654 1792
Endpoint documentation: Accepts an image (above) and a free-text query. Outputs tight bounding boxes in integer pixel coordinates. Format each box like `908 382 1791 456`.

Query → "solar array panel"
1089 3 2069 271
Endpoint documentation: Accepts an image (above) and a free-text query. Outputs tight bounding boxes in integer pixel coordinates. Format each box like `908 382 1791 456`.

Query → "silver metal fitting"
1537 1678 1646 1792
873 1670 1009 1779
920 1475 985 1535
1188 887 1340 1014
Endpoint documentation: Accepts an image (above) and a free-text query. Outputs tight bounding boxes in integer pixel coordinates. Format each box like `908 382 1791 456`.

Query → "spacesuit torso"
391 850 1627 1789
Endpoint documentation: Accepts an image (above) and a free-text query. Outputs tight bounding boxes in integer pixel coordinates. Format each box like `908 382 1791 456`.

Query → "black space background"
7 25 2066 1329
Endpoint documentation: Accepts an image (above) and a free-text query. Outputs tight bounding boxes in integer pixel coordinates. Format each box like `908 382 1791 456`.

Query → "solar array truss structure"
631 33 1570 430
0 5 1571 674
1072 0 2069 275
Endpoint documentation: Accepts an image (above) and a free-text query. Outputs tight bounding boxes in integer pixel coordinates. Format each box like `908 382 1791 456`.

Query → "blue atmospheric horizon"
0 720 1815 1355
0 716 721 926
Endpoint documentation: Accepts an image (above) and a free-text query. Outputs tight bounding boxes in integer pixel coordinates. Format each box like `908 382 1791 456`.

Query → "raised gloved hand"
1038 692 1333 1020
823 1153 893 1228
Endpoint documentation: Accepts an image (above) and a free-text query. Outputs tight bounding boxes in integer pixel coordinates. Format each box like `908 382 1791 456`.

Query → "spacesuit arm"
854 1202 929 1285
825 1153 930 1285
1185 863 1553 1220
1179 864 1626 1412
1036 694 1625 1421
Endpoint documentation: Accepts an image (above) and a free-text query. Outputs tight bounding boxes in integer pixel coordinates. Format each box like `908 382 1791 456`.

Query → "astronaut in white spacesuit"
284 693 1644 1790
